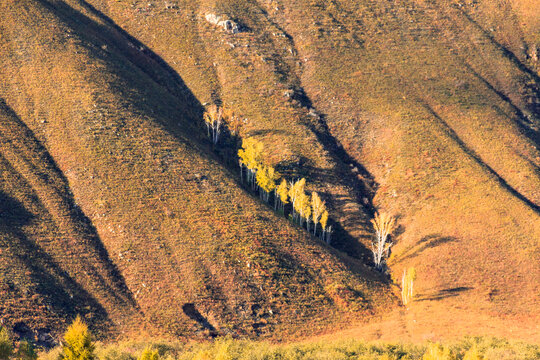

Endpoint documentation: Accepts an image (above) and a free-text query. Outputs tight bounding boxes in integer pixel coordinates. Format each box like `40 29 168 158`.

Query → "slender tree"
401 267 417 306
203 105 223 145
256 165 279 202
311 192 326 236
303 195 312 232
275 179 288 212
325 225 333 244
294 192 310 227
370 212 396 271
288 178 306 222
238 138 264 188
320 210 329 242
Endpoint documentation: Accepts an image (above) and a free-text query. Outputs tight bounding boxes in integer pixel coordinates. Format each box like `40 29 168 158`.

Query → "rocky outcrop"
205 13 241 34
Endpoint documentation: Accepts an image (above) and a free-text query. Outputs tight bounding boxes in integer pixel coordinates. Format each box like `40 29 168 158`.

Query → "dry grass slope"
0 0 392 340
0 0 538 342
85 0 539 340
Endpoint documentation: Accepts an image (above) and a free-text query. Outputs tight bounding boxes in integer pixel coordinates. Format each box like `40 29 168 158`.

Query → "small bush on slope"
58 317 96 360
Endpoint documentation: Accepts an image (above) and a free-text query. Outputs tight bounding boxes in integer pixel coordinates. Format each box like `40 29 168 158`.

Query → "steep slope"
0 0 392 339
0 100 140 339
84 0 540 340
257 0 540 339
84 0 379 261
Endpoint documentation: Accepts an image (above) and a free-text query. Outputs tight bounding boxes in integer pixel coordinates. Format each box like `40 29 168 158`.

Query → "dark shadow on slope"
460 61 540 147
37 0 205 123
418 99 540 214
0 191 111 329
392 234 457 264
182 303 217 337
416 286 473 302
275 86 379 261
455 6 540 84
455 6 540 133
24 0 386 295
0 99 139 311
291 88 378 210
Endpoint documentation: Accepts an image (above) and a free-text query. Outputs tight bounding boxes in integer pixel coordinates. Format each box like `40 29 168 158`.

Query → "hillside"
0 0 392 340
0 0 538 343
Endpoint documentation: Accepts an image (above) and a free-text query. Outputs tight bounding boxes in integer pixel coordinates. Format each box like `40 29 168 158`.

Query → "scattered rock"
164 2 178 10
308 108 320 118
205 13 241 34
283 89 295 98
528 45 538 62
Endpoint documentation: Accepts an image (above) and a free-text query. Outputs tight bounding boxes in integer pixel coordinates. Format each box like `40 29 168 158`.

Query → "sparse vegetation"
0 0 538 344
39 337 540 360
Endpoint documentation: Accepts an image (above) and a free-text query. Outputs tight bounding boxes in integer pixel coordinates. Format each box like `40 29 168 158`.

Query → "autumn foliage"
238 138 330 240
58 316 96 360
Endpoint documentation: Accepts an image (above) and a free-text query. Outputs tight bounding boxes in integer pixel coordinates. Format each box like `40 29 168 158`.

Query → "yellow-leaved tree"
401 267 417 306
275 179 289 212
311 192 326 236
422 343 455 360
320 210 330 243
58 316 95 360
203 105 223 145
0 327 13 360
138 347 160 360
303 195 313 233
256 165 280 203
238 138 264 188
288 178 306 223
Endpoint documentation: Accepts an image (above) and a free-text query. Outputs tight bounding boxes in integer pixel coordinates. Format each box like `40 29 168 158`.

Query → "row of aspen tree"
237 138 333 244
202 105 333 243
202 106 406 284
